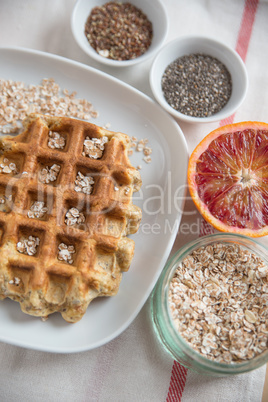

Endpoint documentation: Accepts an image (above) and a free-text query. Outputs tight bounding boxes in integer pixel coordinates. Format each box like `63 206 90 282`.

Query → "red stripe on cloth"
219 114 235 127
236 0 259 62
166 3 259 399
199 218 215 237
166 362 187 402
220 0 259 127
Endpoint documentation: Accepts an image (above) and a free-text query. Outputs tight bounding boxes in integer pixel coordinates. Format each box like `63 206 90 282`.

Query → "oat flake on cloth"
0 0 267 401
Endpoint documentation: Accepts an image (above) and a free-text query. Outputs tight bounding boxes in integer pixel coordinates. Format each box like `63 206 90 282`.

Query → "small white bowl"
150 36 248 123
71 0 168 67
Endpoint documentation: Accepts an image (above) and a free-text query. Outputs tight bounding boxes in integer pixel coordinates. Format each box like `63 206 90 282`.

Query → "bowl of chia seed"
71 0 168 67
150 36 248 123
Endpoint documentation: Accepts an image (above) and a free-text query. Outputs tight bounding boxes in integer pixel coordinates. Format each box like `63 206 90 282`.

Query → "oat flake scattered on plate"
0 78 98 134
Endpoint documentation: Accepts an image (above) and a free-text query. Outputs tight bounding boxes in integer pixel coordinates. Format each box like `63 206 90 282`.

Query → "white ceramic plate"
0 47 188 353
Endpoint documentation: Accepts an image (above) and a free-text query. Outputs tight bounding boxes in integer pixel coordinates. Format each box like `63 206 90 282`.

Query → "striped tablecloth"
0 0 267 401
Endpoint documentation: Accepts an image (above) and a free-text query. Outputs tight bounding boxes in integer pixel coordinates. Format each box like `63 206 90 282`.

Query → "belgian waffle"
0 114 142 322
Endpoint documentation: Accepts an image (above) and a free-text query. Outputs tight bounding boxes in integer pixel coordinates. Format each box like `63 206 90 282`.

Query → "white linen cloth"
0 0 267 401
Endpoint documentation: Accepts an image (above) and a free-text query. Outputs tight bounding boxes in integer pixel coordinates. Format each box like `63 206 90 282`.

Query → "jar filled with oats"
151 234 268 376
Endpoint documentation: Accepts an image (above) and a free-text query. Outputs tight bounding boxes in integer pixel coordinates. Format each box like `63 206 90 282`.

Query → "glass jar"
151 233 268 376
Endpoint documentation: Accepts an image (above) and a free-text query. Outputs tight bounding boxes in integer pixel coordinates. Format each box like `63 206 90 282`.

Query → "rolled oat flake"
169 242 268 364
162 53 232 117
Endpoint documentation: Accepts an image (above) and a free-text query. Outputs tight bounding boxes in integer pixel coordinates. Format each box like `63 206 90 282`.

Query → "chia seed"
161 53 232 118
84 1 153 61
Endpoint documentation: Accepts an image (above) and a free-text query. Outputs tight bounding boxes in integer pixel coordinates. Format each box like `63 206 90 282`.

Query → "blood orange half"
188 121 268 237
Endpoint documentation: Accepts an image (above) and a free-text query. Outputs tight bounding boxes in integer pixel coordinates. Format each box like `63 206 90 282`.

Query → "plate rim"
0 46 188 353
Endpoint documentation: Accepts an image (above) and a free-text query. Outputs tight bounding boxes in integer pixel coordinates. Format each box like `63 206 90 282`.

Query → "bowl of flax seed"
150 36 248 123
71 0 168 67
151 233 268 376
